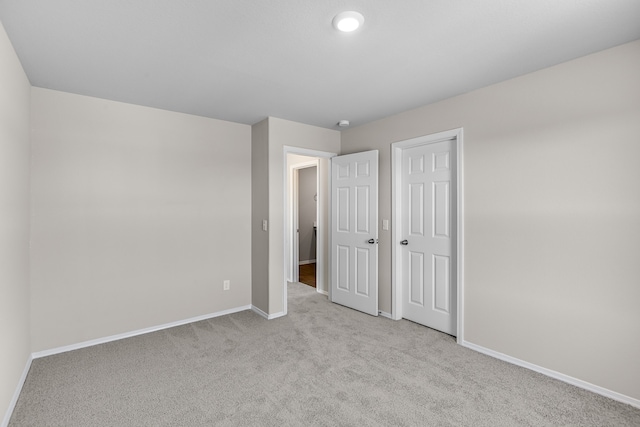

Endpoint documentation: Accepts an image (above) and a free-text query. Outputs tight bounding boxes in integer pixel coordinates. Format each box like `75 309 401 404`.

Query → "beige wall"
0 21 31 424
341 40 640 400
251 119 269 313
30 88 252 352
267 117 340 314
0 20 31 423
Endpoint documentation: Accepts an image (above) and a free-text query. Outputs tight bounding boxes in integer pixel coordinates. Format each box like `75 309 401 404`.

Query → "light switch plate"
382 219 389 231
262 220 268 231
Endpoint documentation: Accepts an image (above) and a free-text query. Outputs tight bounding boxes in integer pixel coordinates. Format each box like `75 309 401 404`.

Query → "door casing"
391 128 465 343
283 146 337 315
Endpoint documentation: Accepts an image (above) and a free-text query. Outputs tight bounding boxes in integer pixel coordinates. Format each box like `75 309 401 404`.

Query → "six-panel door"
331 150 379 316
401 140 456 335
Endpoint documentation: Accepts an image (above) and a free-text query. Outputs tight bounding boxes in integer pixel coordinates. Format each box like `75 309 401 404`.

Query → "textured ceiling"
1 0 639 129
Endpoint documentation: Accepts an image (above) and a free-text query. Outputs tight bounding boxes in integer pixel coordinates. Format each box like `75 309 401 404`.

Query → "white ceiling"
1 0 639 130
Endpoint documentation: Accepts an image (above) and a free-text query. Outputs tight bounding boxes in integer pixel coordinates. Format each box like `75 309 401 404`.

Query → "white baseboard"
298 259 316 265
251 305 286 320
1 355 32 427
251 305 269 319
316 288 328 296
32 305 252 359
268 311 286 320
461 340 640 410
378 311 393 319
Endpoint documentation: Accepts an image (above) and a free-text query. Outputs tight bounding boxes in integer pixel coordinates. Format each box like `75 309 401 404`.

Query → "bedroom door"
400 139 457 335
330 150 379 316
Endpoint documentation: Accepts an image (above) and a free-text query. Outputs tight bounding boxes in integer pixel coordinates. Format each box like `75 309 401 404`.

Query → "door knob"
367 239 376 244
400 240 408 245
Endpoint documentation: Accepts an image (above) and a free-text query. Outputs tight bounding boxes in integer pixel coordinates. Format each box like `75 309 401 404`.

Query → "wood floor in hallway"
298 263 316 288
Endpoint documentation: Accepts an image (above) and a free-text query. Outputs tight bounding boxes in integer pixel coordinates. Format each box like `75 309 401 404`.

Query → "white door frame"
283 146 337 315
391 128 465 343
290 160 319 283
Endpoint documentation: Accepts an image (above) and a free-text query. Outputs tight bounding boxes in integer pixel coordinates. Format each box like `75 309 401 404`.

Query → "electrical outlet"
223 280 230 291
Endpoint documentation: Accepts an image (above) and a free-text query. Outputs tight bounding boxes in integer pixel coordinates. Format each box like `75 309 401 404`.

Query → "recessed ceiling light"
332 11 364 32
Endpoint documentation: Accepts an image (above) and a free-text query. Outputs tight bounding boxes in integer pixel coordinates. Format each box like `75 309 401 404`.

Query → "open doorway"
284 148 335 303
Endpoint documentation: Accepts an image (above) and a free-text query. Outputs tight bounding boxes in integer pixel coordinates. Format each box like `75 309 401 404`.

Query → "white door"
331 150 378 316
401 140 456 334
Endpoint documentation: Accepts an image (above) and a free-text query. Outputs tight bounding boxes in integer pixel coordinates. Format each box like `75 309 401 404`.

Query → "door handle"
400 240 408 245
367 239 378 244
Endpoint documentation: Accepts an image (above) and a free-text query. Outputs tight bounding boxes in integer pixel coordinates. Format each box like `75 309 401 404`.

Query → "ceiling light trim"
332 11 364 32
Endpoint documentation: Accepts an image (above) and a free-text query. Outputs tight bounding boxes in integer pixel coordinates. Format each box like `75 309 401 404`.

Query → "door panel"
336 245 350 291
356 186 370 233
355 247 370 296
410 183 424 235
337 187 350 232
401 140 456 334
433 181 450 237
409 251 424 305
331 150 378 316
433 254 451 313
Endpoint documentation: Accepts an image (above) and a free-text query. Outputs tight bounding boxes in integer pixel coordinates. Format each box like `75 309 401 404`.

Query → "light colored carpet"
9 281 640 426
